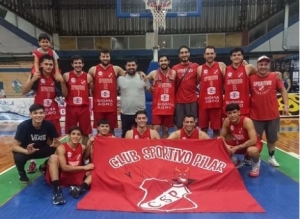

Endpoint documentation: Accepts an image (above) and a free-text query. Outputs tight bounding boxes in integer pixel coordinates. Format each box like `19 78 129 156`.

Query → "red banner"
78 138 264 213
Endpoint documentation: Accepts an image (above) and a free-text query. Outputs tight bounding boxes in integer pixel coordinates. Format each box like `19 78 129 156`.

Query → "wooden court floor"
0 118 299 173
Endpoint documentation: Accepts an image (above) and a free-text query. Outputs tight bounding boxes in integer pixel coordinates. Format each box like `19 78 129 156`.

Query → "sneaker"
243 158 252 166
26 160 37 174
53 189 66 205
39 164 47 175
55 96 65 106
69 186 81 199
19 171 29 183
231 156 244 168
268 156 280 167
249 165 260 177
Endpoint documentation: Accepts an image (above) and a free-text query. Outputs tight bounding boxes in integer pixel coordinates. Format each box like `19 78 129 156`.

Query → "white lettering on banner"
31 134 46 141
108 146 227 173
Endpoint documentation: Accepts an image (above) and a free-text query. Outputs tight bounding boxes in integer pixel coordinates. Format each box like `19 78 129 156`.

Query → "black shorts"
253 118 280 143
174 102 198 128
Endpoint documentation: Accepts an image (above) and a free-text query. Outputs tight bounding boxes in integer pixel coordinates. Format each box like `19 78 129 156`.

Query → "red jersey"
34 73 60 120
249 73 283 120
31 49 55 73
132 128 151 139
152 68 175 115
65 71 90 106
97 134 114 138
224 65 250 115
180 128 199 139
62 143 83 166
93 64 117 112
172 62 199 103
199 62 223 109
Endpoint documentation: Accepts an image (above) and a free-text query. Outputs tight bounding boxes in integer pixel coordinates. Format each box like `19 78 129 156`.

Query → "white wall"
251 21 299 52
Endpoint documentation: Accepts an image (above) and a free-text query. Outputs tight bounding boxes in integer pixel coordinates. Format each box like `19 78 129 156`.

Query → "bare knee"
48 154 59 165
247 147 259 156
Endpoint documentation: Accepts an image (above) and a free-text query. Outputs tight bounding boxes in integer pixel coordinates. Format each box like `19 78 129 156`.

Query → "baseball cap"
257 55 271 63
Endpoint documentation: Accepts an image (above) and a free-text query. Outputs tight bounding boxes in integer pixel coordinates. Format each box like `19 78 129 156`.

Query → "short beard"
127 70 136 75
100 61 110 67
160 66 168 71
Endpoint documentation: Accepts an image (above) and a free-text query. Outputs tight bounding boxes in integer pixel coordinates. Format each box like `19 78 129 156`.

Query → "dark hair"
40 54 54 64
97 119 110 127
225 103 240 112
38 33 50 42
230 47 244 56
135 110 147 118
204 46 215 53
158 55 169 61
71 55 84 63
126 58 138 65
178 45 190 54
68 126 82 135
183 114 195 121
29 104 44 113
100 49 110 55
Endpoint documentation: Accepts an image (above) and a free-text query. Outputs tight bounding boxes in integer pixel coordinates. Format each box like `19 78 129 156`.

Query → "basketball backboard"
116 0 202 18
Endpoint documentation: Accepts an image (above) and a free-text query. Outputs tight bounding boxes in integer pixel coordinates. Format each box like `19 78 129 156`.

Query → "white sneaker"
268 156 280 167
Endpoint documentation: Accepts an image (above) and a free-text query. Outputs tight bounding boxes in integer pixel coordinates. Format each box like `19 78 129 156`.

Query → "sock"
253 159 261 168
269 150 275 157
79 182 89 193
52 180 60 192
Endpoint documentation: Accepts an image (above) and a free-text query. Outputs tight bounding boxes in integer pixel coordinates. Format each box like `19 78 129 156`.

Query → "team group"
11 33 289 205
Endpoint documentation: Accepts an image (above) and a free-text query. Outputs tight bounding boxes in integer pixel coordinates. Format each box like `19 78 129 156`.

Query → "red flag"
78 138 264 213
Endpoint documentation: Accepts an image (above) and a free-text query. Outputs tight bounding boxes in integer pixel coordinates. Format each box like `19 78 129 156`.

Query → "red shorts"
45 167 86 187
65 105 92 135
225 140 263 155
199 108 222 130
93 111 118 128
152 115 173 128
47 119 61 136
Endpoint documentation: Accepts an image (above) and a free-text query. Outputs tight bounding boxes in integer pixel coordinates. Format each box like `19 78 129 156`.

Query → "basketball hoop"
145 0 172 31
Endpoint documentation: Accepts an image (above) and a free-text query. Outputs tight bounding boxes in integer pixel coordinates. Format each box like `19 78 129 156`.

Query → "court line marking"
261 140 299 159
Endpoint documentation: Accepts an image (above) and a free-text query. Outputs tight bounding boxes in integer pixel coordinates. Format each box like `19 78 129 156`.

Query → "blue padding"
145 101 152 124
145 61 159 102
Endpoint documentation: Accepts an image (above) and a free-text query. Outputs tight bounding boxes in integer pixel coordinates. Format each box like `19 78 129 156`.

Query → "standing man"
249 56 289 167
223 48 257 117
172 46 199 129
168 115 210 140
197 46 226 137
125 110 160 139
118 58 151 137
88 49 125 134
12 104 60 183
63 55 93 145
147 55 176 138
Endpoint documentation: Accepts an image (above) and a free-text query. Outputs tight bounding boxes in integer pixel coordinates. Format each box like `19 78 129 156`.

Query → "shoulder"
43 120 55 128
192 62 200 68
199 130 210 139
57 144 66 154
125 130 133 138
18 119 31 129
223 118 230 126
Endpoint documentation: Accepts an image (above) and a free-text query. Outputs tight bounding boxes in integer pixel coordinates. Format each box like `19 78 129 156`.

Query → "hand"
54 72 64 82
87 137 94 147
84 163 94 171
31 72 41 82
241 60 248 66
139 72 148 82
229 146 238 154
51 138 60 148
26 143 39 155
221 139 235 155
274 72 282 79
283 107 289 115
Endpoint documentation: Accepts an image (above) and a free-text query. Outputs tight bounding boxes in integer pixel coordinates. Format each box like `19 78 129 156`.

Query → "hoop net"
145 0 172 31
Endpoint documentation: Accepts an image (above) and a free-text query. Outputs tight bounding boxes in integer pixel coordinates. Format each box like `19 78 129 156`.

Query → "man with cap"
249 55 289 167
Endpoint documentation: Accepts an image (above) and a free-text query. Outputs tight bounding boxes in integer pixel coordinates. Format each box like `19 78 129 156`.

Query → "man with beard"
118 59 152 137
88 49 125 134
249 56 289 167
147 55 176 138
167 115 210 139
197 46 226 137
63 55 93 145
125 110 160 139
172 46 199 129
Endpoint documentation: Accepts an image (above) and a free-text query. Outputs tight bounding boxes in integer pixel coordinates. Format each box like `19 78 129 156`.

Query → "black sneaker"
19 171 29 183
53 189 66 205
69 186 81 199
39 164 46 175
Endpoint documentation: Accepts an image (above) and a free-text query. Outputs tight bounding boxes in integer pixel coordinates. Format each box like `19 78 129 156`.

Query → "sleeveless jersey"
152 68 175 115
65 71 90 106
180 128 199 139
97 133 114 138
228 116 249 145
199 62 223 109
224 65 250 115
32 49 54 73
34 73 60 120
93 64 117 112
62 143 83 166
172 62 199 103
132 128 151 139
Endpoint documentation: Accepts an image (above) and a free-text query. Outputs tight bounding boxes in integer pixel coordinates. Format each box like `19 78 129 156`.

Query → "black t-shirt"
14 119 59 149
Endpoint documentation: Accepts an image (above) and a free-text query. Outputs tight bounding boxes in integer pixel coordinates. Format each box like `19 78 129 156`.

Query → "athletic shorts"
47 119 61 136
174 102 198 128
225 140 263 155
45 168 86 187
198 108 222 130
93 111 118 129
152 115 174 128
252 118 280 143
65 105 92 135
